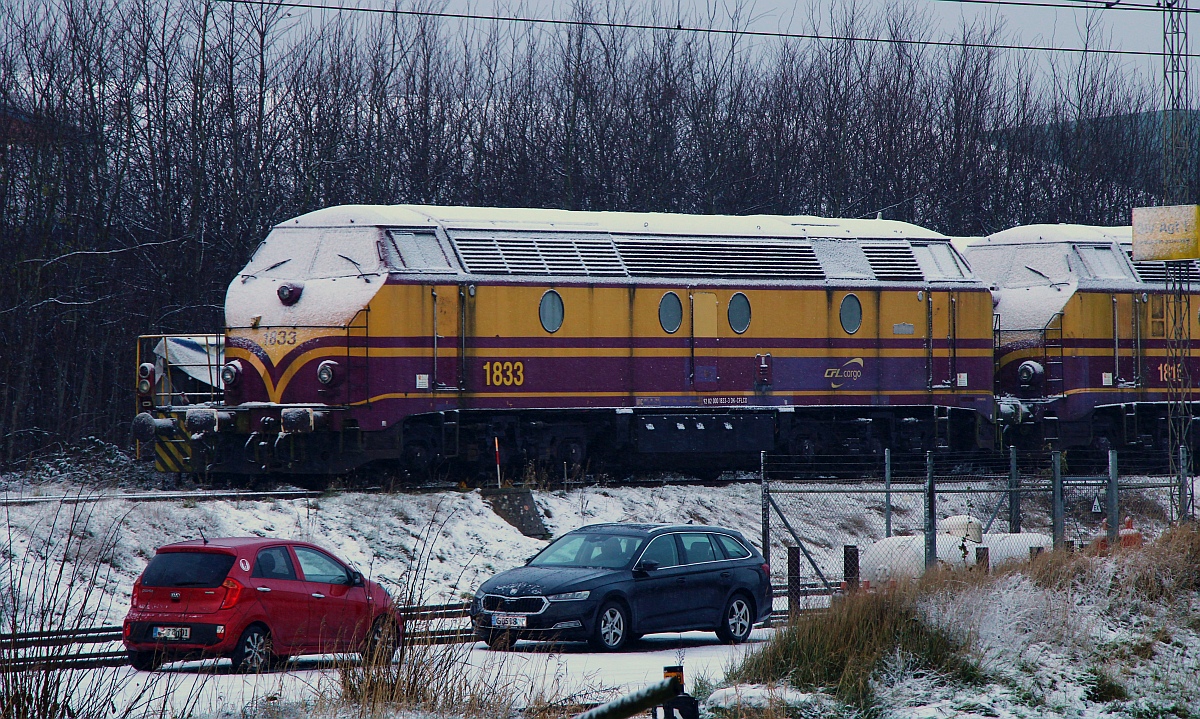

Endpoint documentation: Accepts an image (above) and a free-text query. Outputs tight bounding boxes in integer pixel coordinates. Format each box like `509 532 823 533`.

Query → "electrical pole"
1164 0 1193 477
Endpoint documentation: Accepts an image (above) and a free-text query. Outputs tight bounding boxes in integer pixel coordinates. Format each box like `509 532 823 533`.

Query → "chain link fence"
761 448 1192 615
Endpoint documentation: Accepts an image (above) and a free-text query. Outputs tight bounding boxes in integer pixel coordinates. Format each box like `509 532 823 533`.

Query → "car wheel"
128 650 162 672
361 615 400 665
230 625 273 673
589 601 630 652
484 631 515 651
715 593 754 644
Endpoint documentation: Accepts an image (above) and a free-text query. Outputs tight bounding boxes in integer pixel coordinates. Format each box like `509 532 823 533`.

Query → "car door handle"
256 587 271 593
720 572 732 579
676 577 686 584
311 593 325 598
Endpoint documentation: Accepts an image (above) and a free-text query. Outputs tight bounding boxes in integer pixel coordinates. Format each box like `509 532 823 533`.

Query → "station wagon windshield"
530 533 645 569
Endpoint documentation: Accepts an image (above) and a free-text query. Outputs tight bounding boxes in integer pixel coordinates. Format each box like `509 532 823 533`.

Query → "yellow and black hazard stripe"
152 412 194 473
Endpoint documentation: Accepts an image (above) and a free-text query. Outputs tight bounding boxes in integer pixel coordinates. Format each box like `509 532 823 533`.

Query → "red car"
123 537 397 672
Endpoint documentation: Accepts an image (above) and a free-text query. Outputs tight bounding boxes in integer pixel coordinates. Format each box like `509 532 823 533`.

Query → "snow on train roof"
262 204 979 285
964 223 1142 331
281 204 950 240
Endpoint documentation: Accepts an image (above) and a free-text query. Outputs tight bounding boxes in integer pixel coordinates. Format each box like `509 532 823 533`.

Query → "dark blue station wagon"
471 523 771 651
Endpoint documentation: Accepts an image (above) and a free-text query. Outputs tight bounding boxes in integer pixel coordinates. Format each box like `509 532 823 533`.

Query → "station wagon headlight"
547 590 590 601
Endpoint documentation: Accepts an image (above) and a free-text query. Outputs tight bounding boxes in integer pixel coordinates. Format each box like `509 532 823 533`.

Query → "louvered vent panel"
1125 251 1200 283
452 233 626 276
613 239 824 278
861 243 923 281
453 237 510 273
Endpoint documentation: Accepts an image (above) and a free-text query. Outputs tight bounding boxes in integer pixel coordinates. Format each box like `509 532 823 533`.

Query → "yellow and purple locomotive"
133 204 999 478
965 224 1200 462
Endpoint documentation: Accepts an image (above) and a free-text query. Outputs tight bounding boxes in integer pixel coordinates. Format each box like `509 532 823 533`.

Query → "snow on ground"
4 464 1198 718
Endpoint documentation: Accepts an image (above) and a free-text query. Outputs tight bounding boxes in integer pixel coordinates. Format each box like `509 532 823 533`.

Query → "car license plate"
152 626 190 641
492 614 526 628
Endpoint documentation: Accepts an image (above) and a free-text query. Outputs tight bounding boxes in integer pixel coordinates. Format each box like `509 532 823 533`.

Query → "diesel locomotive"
132 206 1200 481
132 204 996 480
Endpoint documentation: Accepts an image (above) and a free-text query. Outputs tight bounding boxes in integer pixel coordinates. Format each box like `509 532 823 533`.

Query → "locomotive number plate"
483 361 525 387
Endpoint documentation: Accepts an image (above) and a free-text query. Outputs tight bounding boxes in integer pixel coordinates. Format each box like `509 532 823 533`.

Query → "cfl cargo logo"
825 358 864 388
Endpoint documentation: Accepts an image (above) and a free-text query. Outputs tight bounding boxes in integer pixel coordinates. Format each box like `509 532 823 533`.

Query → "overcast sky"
423 0 1174 88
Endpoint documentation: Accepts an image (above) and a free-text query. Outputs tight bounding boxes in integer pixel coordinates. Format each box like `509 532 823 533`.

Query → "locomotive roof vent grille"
613 237 825 279
451 233 627 276
1125 251 1200 283
861 242 924 281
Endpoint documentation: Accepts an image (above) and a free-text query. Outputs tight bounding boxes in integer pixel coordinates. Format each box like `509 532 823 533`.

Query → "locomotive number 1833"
483 361 525 386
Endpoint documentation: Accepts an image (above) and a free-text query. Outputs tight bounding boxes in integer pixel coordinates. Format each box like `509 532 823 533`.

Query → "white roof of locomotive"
279 204 950 240
964 223 1143 331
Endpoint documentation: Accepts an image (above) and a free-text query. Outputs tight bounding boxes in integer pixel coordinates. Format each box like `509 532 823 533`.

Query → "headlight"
547 590 590 602
317 360 338 386
137 378 152 395
220 361 241 387
138 363 155 379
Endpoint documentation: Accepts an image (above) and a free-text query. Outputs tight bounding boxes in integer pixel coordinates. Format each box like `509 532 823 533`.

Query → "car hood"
481 566 621 596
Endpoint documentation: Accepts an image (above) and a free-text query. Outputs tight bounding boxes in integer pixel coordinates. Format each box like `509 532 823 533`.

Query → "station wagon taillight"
131 578 142 608
219 578 243 609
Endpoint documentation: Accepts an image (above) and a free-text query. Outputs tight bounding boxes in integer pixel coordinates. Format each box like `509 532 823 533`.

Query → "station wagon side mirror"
350 571 365 586
634 560 660 573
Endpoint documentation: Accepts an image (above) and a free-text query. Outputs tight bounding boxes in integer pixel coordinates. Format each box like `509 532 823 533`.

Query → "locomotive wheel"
403 440 433 474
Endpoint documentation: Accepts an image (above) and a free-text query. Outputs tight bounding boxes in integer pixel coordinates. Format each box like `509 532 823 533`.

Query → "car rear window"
142 551 236 588
715 534 751 559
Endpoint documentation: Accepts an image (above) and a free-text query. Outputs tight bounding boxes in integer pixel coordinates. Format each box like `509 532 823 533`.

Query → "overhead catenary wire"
215 0 1167 56
934 0 1200 15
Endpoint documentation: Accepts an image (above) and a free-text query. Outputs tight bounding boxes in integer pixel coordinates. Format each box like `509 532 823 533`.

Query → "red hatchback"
123 538 397 672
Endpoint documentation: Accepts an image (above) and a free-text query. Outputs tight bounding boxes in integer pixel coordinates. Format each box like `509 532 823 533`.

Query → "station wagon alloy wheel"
593 602 629 651
717 595 753 644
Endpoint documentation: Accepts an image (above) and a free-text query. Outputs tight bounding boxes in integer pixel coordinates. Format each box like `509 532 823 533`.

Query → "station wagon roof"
572 523 737 535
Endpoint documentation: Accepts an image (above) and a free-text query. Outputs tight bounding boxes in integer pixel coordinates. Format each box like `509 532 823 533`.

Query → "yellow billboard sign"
1132 204 1200 261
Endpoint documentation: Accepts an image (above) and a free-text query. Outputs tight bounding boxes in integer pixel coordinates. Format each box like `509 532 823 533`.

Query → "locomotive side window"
659 292 683 334
540 290 564 333
728 292 751 334
840 294 862 334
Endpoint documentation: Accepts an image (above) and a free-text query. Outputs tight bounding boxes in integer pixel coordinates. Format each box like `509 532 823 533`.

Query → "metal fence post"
925 451 936 571
844 545 859 591
1107 450 1119 549
884 448 892 538
1051 450 1064 550
1008 445 1021 533
1180 445 1191 522
787 546 801 619
760 451 770 558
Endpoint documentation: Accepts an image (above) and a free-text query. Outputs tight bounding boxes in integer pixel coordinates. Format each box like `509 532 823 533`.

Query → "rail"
0 587 813 671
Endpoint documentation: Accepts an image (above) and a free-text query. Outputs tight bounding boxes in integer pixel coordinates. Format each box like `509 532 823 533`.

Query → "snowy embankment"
0 481 780 622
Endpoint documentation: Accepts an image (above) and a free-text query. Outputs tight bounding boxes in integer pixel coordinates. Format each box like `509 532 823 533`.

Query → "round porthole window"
539 290 564 333
728 293 751 334
659 292 683 334
840 294 862 335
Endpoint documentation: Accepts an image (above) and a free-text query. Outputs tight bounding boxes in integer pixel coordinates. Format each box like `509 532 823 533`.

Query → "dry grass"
1 493 204 719
727 582 981 710
332 508 615 718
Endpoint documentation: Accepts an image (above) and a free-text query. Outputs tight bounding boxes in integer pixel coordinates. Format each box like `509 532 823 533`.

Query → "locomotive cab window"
840 294 862 334
540 290 564 333
659 292 683 333
728 292 751 334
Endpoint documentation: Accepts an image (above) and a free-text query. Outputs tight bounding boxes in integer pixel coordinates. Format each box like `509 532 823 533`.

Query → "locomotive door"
690 292 720 390
430 284 463 391
926 290 959 389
